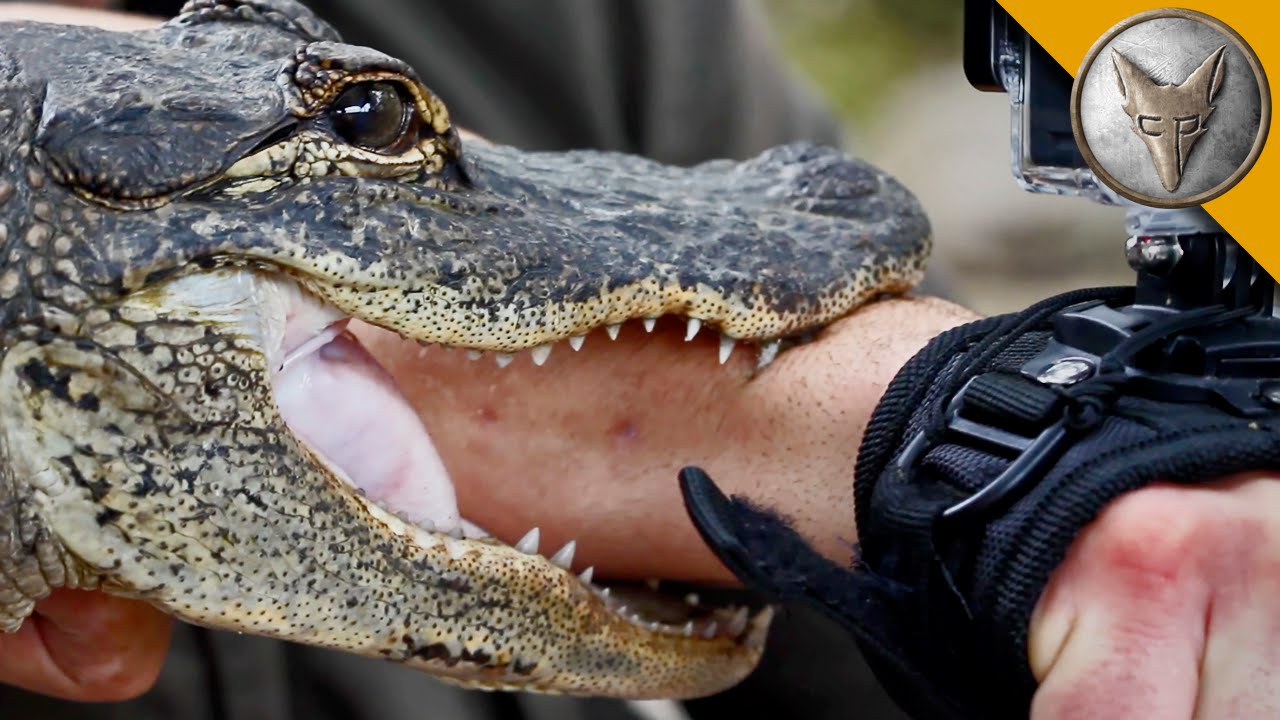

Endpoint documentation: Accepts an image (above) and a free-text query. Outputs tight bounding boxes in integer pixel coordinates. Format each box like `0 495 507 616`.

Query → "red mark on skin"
1079 484 1242 601
611 420 639 443
476 406 500 424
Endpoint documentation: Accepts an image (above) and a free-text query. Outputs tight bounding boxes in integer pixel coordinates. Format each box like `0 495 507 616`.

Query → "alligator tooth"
549 540 576 569
578 566 594 584
727 606 750 637
530 344 552 366
515 527 540 554
569 335 586 351
684 593 700 607
645 578 660 591
447 525 464 539
600 587 611 599
718 335 735 364
757 340 781 369
747 607 774 648
643 317 657 332
606 323 621 340
683 620 695 637
466 349 484 361
701 621 717 639
494 352 515 368
444 538 469 561
685 318 702 341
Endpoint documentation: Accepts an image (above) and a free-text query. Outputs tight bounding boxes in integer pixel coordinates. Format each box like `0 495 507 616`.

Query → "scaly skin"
0 0 929 699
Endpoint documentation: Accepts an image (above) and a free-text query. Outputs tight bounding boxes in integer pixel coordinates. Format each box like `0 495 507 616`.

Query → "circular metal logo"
1071 8 1270 208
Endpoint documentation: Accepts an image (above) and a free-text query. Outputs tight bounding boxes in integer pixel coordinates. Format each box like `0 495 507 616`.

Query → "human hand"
0 590 171 701
1029 474 1280 719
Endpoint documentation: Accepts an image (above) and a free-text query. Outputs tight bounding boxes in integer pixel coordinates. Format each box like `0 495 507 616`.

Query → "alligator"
0 0 929 699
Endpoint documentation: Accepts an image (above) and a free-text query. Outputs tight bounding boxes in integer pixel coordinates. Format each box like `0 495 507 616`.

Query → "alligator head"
0 0 929 698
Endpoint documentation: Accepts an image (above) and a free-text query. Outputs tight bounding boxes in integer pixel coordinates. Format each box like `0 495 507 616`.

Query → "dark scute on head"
0 47 19 85
169 0 342 44
10 23 289 202
740 144 888 220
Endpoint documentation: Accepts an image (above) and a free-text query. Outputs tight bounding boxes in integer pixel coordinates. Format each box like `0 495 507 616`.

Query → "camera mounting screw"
1125 235 1184 275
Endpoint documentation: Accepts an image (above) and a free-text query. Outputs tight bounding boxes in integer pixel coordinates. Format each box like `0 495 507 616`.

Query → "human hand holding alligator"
2 2 1280 718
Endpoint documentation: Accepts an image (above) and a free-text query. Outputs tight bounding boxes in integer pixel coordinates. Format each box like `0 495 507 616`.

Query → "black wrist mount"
681 233 1280 719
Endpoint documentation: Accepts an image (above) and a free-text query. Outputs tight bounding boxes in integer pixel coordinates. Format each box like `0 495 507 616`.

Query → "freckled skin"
0 0 929 699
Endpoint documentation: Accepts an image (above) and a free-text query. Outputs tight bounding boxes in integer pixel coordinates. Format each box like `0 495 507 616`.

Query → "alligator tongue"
273 328 461 533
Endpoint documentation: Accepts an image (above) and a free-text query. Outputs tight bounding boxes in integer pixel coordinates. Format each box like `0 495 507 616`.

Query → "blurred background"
762 0 1131 315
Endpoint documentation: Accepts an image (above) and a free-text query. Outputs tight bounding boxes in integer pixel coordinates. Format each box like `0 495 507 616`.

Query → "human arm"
363 295 1280 719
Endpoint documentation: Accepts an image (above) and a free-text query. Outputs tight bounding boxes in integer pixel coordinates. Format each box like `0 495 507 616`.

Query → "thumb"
0 590 171 701
1028 487 1210 719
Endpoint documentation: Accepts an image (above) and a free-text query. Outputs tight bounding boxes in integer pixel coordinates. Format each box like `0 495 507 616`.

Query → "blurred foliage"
762 0 963 128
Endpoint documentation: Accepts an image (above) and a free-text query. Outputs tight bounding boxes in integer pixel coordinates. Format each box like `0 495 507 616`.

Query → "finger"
1031 596 1201 719
1030 488 1212 720
0 590 171 701
1194 593 1280 719
1193 479 1280 719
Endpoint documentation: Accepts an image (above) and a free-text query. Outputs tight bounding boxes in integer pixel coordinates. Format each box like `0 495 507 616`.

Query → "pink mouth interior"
272 318 461 534
250 281 768 647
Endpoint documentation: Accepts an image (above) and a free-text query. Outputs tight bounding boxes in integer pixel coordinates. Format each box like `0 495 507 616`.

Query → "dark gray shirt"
299 0 842 164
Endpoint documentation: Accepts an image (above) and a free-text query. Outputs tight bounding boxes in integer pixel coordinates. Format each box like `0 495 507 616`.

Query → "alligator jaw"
0 4 927 702
126 268 772 697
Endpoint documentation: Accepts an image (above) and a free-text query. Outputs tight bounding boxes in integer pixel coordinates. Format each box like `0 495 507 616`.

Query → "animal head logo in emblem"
1071 8 1268 208
1112 46 1227 192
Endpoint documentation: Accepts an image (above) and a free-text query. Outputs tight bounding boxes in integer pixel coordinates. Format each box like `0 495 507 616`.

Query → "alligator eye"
329 81 411 152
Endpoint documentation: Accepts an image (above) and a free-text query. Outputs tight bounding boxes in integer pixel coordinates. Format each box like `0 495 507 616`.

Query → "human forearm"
355 295 979 582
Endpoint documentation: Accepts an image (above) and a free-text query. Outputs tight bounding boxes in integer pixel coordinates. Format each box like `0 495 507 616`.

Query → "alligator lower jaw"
266 277 774 658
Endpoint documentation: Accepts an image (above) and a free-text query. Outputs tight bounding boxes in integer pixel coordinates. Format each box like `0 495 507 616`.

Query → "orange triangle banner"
1000 1 1278 272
